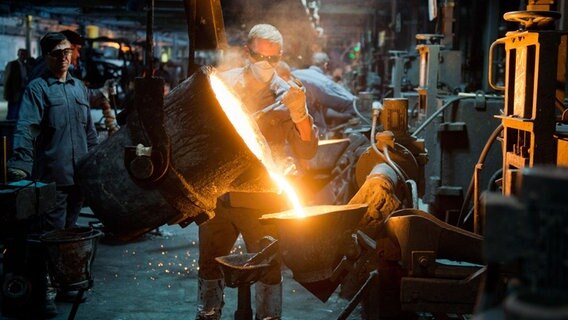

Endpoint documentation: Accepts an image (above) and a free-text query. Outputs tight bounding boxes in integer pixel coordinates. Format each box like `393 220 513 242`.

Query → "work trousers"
198 198 282 285
43 185 84 231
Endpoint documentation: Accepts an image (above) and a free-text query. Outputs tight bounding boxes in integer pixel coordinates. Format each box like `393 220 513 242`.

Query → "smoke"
222 0 321 69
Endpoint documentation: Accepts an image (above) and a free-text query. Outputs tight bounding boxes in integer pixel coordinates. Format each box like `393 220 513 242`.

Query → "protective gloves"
7 168 28 181
101 99 120 135
281 86 308 124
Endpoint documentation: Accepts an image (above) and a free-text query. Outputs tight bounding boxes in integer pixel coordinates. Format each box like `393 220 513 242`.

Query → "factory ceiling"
0 0 377 54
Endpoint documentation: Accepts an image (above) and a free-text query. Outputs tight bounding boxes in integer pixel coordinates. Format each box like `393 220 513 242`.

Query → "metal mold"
260 204 367 283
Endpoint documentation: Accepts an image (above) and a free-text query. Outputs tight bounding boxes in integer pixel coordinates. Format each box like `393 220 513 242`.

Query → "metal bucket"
40 227 103 289
77 68 276 239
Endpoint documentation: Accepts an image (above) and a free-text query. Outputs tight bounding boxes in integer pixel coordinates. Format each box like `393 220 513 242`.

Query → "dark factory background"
0 0 567 320
0 1 552 93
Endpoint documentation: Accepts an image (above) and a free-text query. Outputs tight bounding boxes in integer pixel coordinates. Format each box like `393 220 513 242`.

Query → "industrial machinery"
2 0 567 319
408 31 505 226
488 8 567 194
73 0 567 318
474 2 568 318
479 167 568 319
0 179 57 318
354 2 567 319
257 1 568 319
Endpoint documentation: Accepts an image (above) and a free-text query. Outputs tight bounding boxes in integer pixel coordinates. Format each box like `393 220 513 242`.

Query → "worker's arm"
280 85 318 159
294 116 315 141
326 108 354 123
282 85 318 141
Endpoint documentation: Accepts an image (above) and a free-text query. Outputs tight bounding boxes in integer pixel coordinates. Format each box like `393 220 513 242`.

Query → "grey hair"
312 52 330 67
247 24 283 47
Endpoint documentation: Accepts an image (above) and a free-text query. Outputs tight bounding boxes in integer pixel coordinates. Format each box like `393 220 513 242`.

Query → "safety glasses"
248 48 281 64
48 48 73 58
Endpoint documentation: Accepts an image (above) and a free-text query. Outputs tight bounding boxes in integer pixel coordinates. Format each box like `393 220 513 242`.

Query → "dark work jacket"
3 59 30 103
9 71 99 186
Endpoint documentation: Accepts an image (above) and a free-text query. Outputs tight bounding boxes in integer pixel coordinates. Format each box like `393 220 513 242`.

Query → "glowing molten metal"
209 74 306 217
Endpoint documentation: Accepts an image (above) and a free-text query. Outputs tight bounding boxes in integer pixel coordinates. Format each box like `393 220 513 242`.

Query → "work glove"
7 168 28 181
100 79 117 100
101 99 120 135
281 85 308 124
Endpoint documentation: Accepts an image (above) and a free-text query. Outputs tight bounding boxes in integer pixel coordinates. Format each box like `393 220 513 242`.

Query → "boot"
44 275 59 318
44 296 59 319
255 281 282 320
195 278 224 320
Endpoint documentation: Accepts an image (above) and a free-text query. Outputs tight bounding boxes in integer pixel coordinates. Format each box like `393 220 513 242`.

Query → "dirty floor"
1 213 361 320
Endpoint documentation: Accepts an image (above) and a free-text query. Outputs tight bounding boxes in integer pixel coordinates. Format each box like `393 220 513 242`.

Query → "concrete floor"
1 213 361 320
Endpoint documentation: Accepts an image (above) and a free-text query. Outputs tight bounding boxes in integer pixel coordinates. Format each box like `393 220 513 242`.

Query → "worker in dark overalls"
195 24 318 320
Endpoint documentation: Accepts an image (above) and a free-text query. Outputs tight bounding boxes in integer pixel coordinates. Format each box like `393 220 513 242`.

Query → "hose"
369 105 414 208
406 179 419 209
382 145 409 182
411 93 504 138
353 98 371 125
457 124 504 227
487 168 503 192
411 95 468 138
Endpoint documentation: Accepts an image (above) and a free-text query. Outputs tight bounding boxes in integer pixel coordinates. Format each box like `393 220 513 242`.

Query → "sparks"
210 73 306 217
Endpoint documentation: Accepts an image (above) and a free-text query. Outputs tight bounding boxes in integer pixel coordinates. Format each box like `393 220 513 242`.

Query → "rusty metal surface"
400 272 482 314
371 209 486 317
384 209 484 269
498 30 567 195
260 204 367 283
40 227 103 289
215 254 272 288
77 67 275 239
349 163 401 222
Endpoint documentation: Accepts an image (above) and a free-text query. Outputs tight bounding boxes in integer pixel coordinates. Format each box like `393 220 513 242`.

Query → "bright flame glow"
210 74 305 217
209 75 266 160
268 172 305 217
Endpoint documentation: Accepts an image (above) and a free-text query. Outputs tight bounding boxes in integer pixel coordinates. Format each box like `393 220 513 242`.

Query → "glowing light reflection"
210 74 305 217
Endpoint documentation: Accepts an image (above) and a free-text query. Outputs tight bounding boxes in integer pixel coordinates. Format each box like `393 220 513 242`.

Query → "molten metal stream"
210 74 305 217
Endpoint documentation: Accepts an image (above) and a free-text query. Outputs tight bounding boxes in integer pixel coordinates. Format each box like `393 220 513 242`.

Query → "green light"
348 52 356 60
353 43 361 52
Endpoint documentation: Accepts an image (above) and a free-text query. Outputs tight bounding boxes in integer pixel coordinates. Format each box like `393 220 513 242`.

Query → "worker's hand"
7 168 27 181
104 79 117 96
282 86 308 124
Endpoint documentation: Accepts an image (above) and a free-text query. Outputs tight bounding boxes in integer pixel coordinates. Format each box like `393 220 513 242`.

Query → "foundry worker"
7 32 99 231
195 24 318 320
292 52 356 138
29 29 84 81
